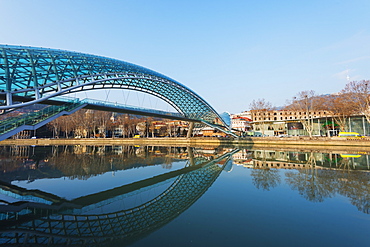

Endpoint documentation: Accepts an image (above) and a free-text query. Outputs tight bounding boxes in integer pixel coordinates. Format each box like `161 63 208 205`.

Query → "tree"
47 117 62 138
95 111 112 137
324 94 357 132
250 98 273 111
286 90 320 138
125 116 141 137
343 80 370 124
59 115 75 138
146 117 155 137
71 110 89 138
249 98 273 136
112 114 128 137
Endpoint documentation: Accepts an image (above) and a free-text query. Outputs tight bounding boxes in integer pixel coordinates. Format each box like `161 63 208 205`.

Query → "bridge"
0 45 235 140
0 148 238 246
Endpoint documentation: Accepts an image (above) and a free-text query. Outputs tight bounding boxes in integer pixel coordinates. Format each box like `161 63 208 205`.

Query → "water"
0 145 369 246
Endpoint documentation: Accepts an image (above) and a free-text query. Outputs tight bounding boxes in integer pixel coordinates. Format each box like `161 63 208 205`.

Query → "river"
0 145 369 246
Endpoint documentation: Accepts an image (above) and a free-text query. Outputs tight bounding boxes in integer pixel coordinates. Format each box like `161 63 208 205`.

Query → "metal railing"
0 96 198 139
50 96 183 118
0 102 83 135
81 98 183 118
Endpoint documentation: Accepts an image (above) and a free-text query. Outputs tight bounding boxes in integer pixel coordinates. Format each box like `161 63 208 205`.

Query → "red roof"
232 116 252 121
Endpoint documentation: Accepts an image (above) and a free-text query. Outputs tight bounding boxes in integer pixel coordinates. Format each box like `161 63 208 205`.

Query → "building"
247 109 370 137
231 116 252 132
250 109 331 122
230 112 252 132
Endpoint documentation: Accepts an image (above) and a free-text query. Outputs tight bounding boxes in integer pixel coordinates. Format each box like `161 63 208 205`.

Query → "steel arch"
0 45 225 125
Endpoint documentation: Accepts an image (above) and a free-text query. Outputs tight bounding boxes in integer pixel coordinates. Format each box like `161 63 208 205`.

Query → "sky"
1 0 370 114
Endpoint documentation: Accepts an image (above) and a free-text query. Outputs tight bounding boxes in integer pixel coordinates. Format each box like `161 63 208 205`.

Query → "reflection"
0 145 216 183
251 169 280 191
340 154 362 158
234 148 370 213
2 145 370 245
0 145 238 246
285 169 335 203
246 148 281 191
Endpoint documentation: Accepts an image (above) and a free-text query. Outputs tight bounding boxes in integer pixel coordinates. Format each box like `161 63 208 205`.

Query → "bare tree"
249 98 273 136
70 110 90 138
250 98 273 111
113 114 127 137
47 117 62 138
125 116 141 137
59 115 75 138
343 80 370 123
146 117 155 137
286 90 319 138
95 111 112 138
324 94 357 131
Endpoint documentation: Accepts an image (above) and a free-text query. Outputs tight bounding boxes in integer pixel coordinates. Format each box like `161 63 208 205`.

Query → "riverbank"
1 136 370 149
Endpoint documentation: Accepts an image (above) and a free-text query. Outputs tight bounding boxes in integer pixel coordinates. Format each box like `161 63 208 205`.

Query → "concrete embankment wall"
0 137 217 146
1 137 370 148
